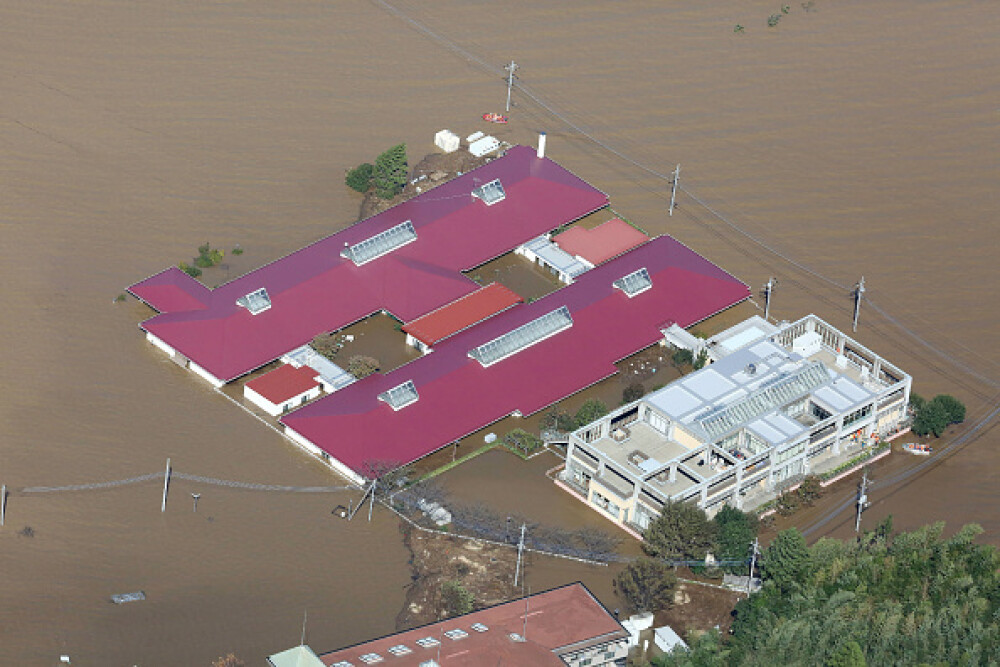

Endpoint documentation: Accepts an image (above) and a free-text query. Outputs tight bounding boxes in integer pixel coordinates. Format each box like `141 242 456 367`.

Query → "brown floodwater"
2 0 998 663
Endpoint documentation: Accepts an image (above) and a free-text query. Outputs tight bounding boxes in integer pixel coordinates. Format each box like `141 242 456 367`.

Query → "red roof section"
554 217 649 266
281 235 750 478
246 364 320 404
401 283 523 347
128 146 608 381
318 583 626 666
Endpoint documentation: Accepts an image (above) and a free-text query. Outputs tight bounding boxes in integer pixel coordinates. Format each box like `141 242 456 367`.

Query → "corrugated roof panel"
342 220 417 266
468 306 573 367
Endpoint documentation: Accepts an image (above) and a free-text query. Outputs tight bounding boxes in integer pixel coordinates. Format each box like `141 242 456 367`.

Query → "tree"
713 505 758 573
374 143 409 200
797 474 824 506
930 394 965 425
762 528 810 591
912 393 966 437
539 407 576 434
575 399 609 428
212 654 246 667
643 499 716 562
693 349 709 370
671 348 694 370
827 641 867 667
347 355 380 379
908 392 926 413
504 428 543 457
623 382 646 403
345 162 374 193
441 580 474 617
614 558 677 613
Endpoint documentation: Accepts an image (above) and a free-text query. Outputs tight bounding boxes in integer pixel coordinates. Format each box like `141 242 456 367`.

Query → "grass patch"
419 443 497 481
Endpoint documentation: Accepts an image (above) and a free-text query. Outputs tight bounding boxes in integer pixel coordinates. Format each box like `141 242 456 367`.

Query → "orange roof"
554 218 649 266
246 364 320 404
319 582 626 666
401 283 523 347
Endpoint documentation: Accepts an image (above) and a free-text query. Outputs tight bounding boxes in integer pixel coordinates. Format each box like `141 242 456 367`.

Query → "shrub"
193 243 224 268
231 246 244 256
623 383 646 404
441 581 474 617
345 162 374 193
212 655 246 667
347 355 380 379
114 293 126 303
671 348 693 369
768 14 782 27
178 262 202 278
693 349 709 370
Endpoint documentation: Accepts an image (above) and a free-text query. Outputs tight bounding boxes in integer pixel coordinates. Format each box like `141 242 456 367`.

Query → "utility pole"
852 276 866 332
855 467 870 533
747 537 761 595
368 479 377 522
669 164 681 216
161 458 171 513
514 523 527 587
763 277 777 321
504 61 519 112
191 493 201 513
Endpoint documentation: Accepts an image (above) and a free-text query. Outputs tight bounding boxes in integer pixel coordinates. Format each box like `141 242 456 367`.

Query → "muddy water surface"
2 0 998 663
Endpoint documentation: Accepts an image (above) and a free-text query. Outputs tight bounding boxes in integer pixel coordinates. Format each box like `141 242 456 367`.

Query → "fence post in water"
161 458 171 513
669 164 680 216
852 276 866 332
1 484 6 527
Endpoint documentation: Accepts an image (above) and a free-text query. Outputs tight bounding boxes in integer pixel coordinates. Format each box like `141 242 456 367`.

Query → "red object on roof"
128 146 609 382
282 235 750 479
317 582 626 666
245 364 320 404
401 283 523 347
554 217 649 266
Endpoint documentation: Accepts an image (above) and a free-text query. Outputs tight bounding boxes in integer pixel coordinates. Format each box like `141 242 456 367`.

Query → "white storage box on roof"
792 331 822 357
469 135 500 157
434 129 460 153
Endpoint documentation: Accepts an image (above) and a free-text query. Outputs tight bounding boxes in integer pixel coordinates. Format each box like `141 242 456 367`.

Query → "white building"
561 314 911 529
244 363 324 417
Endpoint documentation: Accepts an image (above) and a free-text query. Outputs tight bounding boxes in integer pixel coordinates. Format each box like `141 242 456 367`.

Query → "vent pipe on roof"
537 132 547 159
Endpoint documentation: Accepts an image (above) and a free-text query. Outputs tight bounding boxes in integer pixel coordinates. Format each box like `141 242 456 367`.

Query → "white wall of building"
284 426 365 485
145 331 176 357
244 384 321 417
188 361 224 388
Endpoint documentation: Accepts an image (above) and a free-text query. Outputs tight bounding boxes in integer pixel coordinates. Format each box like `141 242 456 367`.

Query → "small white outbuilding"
434 129 460 153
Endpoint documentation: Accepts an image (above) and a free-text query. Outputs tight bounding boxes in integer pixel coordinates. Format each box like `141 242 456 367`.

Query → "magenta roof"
554 217 649 266
281 235 750 478
401 282 523 347
128 146 609 381
246 364 320 404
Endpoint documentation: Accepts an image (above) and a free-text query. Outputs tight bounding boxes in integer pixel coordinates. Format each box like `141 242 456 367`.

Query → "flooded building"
515 217 650 284
561 314 911 528
400 283 522 353
267 582 629 667
281 235 749 484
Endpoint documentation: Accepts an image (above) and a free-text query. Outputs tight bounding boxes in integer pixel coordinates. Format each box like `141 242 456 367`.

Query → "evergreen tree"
762 528 810 591
643 499 716 562
574 399 609 428
345 162 374 193
713 505 758 573
614 558 677 613
827 641 866 667
374 143 408 200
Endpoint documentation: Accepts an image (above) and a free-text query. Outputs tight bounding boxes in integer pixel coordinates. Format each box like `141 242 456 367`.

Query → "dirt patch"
360 150 493 220
655 578 743 639
395 524 519 630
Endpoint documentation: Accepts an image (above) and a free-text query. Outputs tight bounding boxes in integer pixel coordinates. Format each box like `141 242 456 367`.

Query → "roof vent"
378 380 419 411
746 363 757 376
509 632 525 642
471 179 506 206
613 267 652 297
236 287 271 315
341 220 417 266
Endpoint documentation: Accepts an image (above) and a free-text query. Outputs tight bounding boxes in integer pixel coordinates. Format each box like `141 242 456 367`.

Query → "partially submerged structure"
129 144 751 484
267 582 629 667
561 314 911 528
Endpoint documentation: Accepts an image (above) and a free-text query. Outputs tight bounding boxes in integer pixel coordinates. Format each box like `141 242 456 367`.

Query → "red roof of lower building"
317 582 626 666
281 236 750 478
554 217 649 266
401 283 523 347
246 364 320 404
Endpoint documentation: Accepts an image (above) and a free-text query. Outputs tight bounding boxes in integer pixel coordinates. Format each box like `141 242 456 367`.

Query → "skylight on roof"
331 662 354 667
471 622 489 632
468 306 573 367
444 629 468 640
613 267 652 297
358 654 383 664
387 645 412 656
415 637 440 648
378 380 419 411
341 220 417 266
236 287 271 315
471 179 506 206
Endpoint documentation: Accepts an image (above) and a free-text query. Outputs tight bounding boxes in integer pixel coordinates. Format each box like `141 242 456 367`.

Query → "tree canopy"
374 143 409 200
575 399 610 427
713 506 758 574
643 499 716 562
614 558 677 614
912 393 966 437
654 521 1000 666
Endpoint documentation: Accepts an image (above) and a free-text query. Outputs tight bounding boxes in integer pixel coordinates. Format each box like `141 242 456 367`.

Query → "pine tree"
614 558 677 613
374 143 408 200
643 499 716 562
762 528 810 591
827 640 867 667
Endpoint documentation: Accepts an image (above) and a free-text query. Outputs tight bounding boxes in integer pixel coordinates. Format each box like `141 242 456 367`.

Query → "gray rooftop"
283 345 356 392
523 236 589 279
